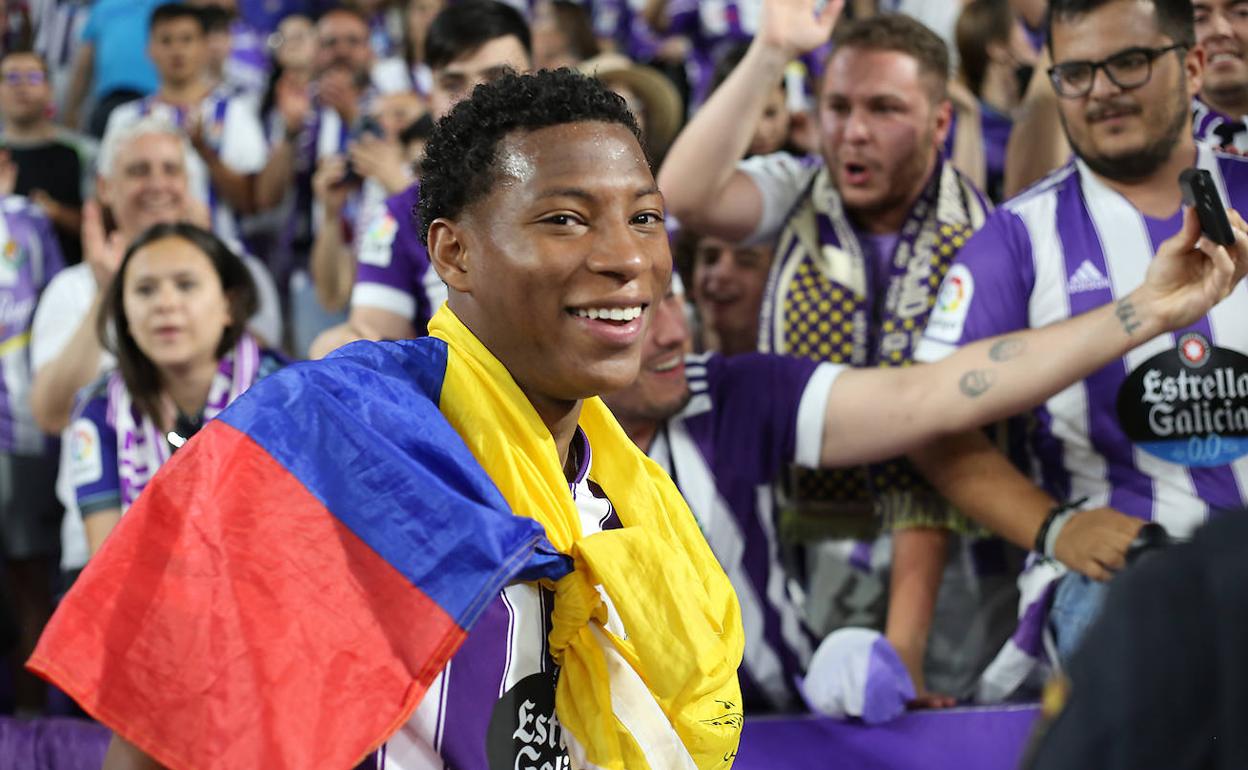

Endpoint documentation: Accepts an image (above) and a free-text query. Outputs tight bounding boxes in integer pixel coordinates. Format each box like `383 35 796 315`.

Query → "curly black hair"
417 68 643 243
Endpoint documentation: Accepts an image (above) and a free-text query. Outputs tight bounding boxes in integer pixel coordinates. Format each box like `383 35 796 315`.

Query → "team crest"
1178 332 1210 368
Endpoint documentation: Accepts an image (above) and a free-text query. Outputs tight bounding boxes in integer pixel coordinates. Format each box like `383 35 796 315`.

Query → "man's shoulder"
998 162 1080 216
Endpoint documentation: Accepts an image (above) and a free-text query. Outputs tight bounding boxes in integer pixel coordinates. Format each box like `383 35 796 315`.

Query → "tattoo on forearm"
1115 299 1141 335
988 338 1025 362
959 369 996 398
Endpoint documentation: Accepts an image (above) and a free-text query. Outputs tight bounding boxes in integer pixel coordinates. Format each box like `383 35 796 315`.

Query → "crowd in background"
0 0 1242 754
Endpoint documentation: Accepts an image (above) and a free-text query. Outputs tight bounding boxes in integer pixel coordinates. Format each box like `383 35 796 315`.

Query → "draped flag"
30 305 745 770
29 338 572 768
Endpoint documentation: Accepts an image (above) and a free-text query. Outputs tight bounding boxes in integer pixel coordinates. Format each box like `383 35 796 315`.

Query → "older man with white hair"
27 115 281 575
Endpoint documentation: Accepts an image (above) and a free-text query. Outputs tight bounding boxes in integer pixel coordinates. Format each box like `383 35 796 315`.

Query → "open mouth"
568 305 645 323
843 162 871 185
1209 51 1244 66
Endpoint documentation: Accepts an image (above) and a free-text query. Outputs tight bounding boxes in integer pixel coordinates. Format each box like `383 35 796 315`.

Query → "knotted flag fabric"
30 304 744 769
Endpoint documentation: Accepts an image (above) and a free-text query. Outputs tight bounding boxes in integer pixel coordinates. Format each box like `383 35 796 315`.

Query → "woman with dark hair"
67 222 285 556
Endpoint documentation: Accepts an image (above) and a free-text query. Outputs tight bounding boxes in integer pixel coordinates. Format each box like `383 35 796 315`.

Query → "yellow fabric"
429 304 744 770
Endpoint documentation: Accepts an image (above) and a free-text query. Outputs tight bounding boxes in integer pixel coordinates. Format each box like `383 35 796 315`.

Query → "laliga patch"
486 671 570 770
923 264 973 344
1116 332 1248 467
68 418 103 486
0 240 20 288
357 211 399 267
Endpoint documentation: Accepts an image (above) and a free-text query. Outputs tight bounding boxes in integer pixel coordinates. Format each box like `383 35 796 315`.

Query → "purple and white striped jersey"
351 184 446 334
645 352 843 712
380 429 625 769
916 145 1248 537
0 197 64 457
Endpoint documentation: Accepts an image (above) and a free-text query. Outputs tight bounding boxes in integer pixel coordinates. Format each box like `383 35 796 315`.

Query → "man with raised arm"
658 0 991 700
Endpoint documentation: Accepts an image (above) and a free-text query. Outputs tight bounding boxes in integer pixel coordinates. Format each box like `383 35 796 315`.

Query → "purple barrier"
0 706 1039 769
0 717 110 770
735 705 1042 770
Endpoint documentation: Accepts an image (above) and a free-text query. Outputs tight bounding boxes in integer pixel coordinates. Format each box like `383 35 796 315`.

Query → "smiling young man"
1191 0 1248 147
913 0 1248 691
32 69 743 770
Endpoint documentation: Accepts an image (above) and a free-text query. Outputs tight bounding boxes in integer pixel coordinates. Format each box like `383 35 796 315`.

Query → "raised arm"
656 0 842 241
820 206 1248 467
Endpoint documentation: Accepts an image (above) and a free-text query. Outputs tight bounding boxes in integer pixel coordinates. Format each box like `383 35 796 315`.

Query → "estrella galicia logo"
486 671 570 770
1116 332 1248 467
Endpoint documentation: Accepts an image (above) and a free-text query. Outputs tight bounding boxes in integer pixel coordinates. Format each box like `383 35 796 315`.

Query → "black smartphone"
1179 167 1236 246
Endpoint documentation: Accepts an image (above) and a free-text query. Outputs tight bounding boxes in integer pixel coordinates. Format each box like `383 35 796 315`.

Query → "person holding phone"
912 0 1248 693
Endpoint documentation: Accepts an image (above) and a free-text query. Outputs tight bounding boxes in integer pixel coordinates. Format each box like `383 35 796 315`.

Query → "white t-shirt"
737 152 821 247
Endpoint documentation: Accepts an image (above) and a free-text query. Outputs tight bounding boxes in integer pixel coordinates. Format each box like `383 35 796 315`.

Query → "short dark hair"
1047 0 1195 48
98 223 258 424
417 68 640 242
150 2 207 35
0 49 49 75
829 13 951 100
956 0 1015 99
425 0 531 72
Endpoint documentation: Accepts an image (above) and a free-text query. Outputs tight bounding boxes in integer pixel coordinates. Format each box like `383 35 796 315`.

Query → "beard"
1062 88 1190 184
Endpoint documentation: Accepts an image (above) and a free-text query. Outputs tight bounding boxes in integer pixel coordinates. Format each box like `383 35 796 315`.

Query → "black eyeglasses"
1047 44 1186 98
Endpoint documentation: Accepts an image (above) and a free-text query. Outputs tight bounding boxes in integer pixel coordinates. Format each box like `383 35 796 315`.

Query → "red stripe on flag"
29 421 465 768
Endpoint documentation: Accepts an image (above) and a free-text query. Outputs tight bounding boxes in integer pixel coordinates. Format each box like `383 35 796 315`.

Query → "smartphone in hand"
1179 168 1236 246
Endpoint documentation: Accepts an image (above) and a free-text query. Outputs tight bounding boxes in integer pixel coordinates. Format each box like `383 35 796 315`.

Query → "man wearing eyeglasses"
0 51 93 265
913 0 1248 689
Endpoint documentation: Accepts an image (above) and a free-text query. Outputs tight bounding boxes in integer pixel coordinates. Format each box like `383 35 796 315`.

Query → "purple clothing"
351 184 443 333
944 104 1014 203
224 19 271 101
917 147 1248 537
0 197 65 456
646 352 842 712
1192 96 1243 147
380 429 620 769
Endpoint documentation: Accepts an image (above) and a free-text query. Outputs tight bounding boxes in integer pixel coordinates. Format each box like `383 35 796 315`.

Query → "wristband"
1033 497 1088 558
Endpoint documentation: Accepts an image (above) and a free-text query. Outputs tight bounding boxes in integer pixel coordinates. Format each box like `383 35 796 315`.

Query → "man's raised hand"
758 0 844 58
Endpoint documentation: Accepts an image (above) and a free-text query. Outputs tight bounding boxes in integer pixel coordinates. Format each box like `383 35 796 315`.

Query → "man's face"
602 289 692 426
818 47 949 228
692 237 772 351
101 133 191 237
316 12 372 77
429 35 530 119
149 18 208 87
0 54 51 126
1195 0 1248 101
439 121 670 405
1050 0 1198 182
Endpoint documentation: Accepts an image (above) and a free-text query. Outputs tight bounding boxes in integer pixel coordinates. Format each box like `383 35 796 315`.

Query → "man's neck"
524 389 584 481
158 78 213 108
1203 86 1248 120
617 416 660 455
2 119 55 144
1091 139 1198 220
981 65 1020 115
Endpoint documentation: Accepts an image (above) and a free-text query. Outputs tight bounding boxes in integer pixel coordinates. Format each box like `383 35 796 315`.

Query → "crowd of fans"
0 0 1243 760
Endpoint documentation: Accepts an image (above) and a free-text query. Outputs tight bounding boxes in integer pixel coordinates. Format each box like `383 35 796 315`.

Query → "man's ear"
427 218 472 293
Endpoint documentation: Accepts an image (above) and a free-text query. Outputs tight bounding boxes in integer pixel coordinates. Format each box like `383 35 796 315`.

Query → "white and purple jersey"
0 197 64 457
916 145 1248 537
351 184 446 333
646 352 843 711
379 429 624 769
223 19 271 105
